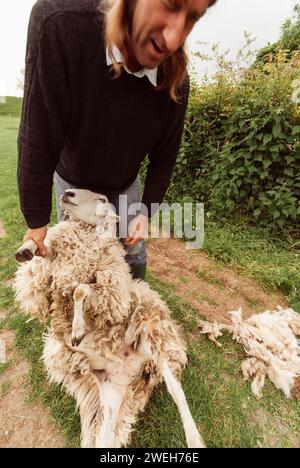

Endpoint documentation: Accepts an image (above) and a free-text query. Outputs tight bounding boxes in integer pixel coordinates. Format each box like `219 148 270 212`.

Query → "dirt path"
147 238 287 323
0 325 64 448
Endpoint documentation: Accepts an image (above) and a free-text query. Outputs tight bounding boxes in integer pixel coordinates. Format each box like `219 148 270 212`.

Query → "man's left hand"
125 214 148 246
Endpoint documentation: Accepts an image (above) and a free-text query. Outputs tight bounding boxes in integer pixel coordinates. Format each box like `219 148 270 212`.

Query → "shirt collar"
106 44 158 87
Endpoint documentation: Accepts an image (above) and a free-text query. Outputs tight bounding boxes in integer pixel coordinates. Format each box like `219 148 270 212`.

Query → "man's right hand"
23 226 48 257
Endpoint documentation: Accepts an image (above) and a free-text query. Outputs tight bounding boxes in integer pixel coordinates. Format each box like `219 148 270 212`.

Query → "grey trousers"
54 171 147 267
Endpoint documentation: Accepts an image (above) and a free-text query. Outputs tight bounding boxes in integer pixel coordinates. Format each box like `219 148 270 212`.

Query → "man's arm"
141 75 190 217
18 2 71 229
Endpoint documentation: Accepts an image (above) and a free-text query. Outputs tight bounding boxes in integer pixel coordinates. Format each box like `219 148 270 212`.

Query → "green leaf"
282 208 290 217
284 168 294 177
292 125 300 135
258 192 267 201
270 145 280 152
254 208 261 217
273 123 282 138
263 134 273 145
263 160 272 169
272 209 281 220
285 155 295 164
260 171 268 179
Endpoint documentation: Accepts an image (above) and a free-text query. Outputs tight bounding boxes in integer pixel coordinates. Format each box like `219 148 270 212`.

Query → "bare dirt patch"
147 238 287 324
0 329 64 448
0 220 6 239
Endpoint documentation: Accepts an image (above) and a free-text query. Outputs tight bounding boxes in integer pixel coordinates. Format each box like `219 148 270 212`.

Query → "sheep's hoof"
72 336 84 347
15 248 34 263
15 240 38 262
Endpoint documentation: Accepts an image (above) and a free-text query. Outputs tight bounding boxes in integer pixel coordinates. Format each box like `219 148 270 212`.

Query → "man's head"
127 0 215 70
101 0 218 101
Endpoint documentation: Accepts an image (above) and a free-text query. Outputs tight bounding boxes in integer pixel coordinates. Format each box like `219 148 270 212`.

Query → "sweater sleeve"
141 75 190 217
17 4 71 229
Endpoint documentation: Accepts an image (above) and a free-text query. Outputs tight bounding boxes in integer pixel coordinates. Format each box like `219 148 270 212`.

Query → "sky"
0 0 298 97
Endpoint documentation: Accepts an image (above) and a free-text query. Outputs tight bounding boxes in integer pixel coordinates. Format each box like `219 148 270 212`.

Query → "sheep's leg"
71 284 91 347
15 240 54 262
91 334 151 449
93 372 128 448
161 360 206 449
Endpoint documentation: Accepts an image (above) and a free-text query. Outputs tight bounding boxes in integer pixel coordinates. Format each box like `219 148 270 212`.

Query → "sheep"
14 189 205 449
198 307 300 398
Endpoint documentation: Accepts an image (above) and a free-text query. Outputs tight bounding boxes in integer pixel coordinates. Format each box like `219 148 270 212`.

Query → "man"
18 0 217 279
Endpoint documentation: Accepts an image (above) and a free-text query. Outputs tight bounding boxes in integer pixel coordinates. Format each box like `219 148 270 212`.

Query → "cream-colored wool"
42 280 188 448
14 189 203 448
199 307 300 398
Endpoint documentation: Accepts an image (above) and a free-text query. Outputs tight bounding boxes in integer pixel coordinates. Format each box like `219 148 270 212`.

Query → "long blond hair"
99 0 217 102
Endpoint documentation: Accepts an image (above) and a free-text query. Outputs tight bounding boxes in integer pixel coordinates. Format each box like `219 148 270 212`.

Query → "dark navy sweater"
17 0 190 228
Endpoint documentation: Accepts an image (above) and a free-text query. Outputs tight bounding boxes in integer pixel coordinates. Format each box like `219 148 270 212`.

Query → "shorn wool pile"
199 307 300 398
14 189 204 448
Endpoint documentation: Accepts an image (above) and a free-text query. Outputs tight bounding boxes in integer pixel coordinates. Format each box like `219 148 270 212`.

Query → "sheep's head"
60 189 120 237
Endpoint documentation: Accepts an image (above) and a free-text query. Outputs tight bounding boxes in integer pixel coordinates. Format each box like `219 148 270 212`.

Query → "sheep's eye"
97 197 107 204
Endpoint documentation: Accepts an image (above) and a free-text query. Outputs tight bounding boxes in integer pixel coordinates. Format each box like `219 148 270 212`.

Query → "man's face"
130 0 210 69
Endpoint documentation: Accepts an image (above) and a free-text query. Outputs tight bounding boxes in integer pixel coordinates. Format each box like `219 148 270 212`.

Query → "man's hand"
23 226 48 257
125 214 148 247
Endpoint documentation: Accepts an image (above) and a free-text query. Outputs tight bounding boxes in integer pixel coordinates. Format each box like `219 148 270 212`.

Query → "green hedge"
166 51 300 231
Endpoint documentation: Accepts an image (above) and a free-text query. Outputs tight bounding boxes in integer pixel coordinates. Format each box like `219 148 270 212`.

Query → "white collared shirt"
106 45 158 87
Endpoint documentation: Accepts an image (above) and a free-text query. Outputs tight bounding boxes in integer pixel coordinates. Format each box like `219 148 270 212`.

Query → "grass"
1 381 11 397
203 219 300 312
0 362 11 375
196 269 225 288
0 100 299 448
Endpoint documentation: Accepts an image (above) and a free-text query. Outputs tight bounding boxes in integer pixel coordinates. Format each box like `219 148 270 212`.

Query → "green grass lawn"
0 101 299 448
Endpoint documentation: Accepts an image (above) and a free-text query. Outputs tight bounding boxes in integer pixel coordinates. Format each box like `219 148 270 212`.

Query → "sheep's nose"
62 192 73 203
66 191 75 197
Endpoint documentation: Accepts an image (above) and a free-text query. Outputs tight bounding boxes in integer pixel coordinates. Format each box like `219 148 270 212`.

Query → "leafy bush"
166 46 300 231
